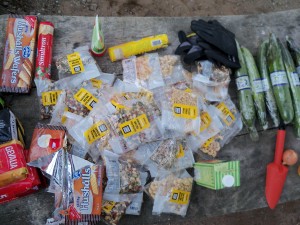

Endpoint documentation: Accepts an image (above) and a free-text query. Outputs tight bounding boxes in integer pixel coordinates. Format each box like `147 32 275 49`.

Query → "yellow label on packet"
74 88 98 111
91 79 102 88
119 114 150 138
42 90 62 106
169 189 190 205
176 144 185 158
110 100 125 110
173 103 198 119
102 201 116 214
200 112 212 132
84 121 109 144
61 107 69 124
216 102 235 126
202 137 214 148
67 52 85 74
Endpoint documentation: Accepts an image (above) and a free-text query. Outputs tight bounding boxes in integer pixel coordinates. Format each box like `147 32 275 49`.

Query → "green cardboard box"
194 160 240 190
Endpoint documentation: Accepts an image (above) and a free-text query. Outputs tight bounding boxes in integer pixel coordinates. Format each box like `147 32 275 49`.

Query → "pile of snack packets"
0 16 243 225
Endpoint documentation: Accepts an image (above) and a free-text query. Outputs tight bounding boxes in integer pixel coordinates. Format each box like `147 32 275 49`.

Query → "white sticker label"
261 78 270 91
270 71 288 86
236 76 251 90
252 79 264 93
297 66 300 75
290 72 300 86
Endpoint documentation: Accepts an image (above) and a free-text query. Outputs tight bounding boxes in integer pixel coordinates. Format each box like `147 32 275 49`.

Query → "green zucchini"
235 41 258 141
286 36 300 75
242 47 268 130
267 33 294 124
279 40 300 138
257 40 280 127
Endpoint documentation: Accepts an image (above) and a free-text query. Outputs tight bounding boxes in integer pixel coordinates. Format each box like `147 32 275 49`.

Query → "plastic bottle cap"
222 175 235 187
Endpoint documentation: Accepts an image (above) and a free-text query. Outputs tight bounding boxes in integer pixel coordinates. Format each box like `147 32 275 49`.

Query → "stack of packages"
30 47 243 224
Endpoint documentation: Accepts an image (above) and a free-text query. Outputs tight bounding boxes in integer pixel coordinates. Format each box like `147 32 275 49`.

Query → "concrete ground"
1 0 300 224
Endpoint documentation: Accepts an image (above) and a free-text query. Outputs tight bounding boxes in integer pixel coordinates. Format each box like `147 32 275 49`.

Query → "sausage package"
1 15 38 93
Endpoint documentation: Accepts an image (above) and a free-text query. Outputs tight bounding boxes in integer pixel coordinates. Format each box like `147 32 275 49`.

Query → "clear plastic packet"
49 91 67 126
187 104 224 152
159 86 201 136
103 150 148 194
192 60 231 101
159 55 186 86
152 170 193 216
122 53 165 90
125 192 143 215
199 98 243 158
107 100 163 151
134 139 194 177
101 193 131 225
35 70 106 119
56 45 102 80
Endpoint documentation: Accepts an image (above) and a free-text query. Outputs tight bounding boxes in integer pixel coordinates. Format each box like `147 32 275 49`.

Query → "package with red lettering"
28 123 67 163
0 15 38 93
0 140 41 204
35 21 54 80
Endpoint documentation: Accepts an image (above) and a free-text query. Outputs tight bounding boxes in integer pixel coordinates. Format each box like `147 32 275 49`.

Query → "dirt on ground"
0 0 300 16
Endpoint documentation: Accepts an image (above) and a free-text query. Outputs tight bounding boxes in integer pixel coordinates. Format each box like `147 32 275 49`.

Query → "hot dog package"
1 15 38 93
0 140 41 204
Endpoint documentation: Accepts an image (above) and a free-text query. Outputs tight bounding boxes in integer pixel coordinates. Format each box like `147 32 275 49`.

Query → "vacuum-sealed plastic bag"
56 46 102 80
152 170 193 216
107 100 163 150
192 60 231 101
125 192 143 215
101 193 131 225
103 150 148 194
159 55 186 86
187 104 224 152
160 86 201 136
122 53 165 90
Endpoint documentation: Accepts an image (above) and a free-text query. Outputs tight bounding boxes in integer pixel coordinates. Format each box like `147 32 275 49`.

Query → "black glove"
191 19 238 58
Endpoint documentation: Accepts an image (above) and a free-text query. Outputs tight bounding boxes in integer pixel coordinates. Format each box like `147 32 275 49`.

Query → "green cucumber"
286 36 300 75
235 41 258 141
257 40 280 127
267 33 294 124
242 47 268 130
279 40 300 138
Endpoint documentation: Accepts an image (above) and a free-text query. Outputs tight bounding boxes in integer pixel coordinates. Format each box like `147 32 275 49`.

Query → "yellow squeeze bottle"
108 34 168 62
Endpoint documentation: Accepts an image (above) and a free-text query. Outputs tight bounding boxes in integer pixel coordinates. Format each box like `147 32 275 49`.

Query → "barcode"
122 125 131 134
74 65 81 72
226 116 233 123
152 39 162 46
89 100 96 108
174 107 181 114
99 124 107 132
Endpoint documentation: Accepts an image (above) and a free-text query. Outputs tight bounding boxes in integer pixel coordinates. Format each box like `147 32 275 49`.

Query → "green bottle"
91 15 106 57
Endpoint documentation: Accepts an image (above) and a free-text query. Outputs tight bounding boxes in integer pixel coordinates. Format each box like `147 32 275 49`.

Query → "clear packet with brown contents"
1 15 38 93
192 60 231 101
159 86 201 136
159 55 186 86
151 170 193 216
199 98 243 158
107 98 163 151
56 45 102 80
103 150 148 195
122 53 165 90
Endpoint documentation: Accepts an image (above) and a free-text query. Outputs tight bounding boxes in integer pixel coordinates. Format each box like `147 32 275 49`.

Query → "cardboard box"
194 160 240 190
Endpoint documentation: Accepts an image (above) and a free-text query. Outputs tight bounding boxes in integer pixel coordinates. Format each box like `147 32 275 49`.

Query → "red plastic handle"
274 129 286 165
